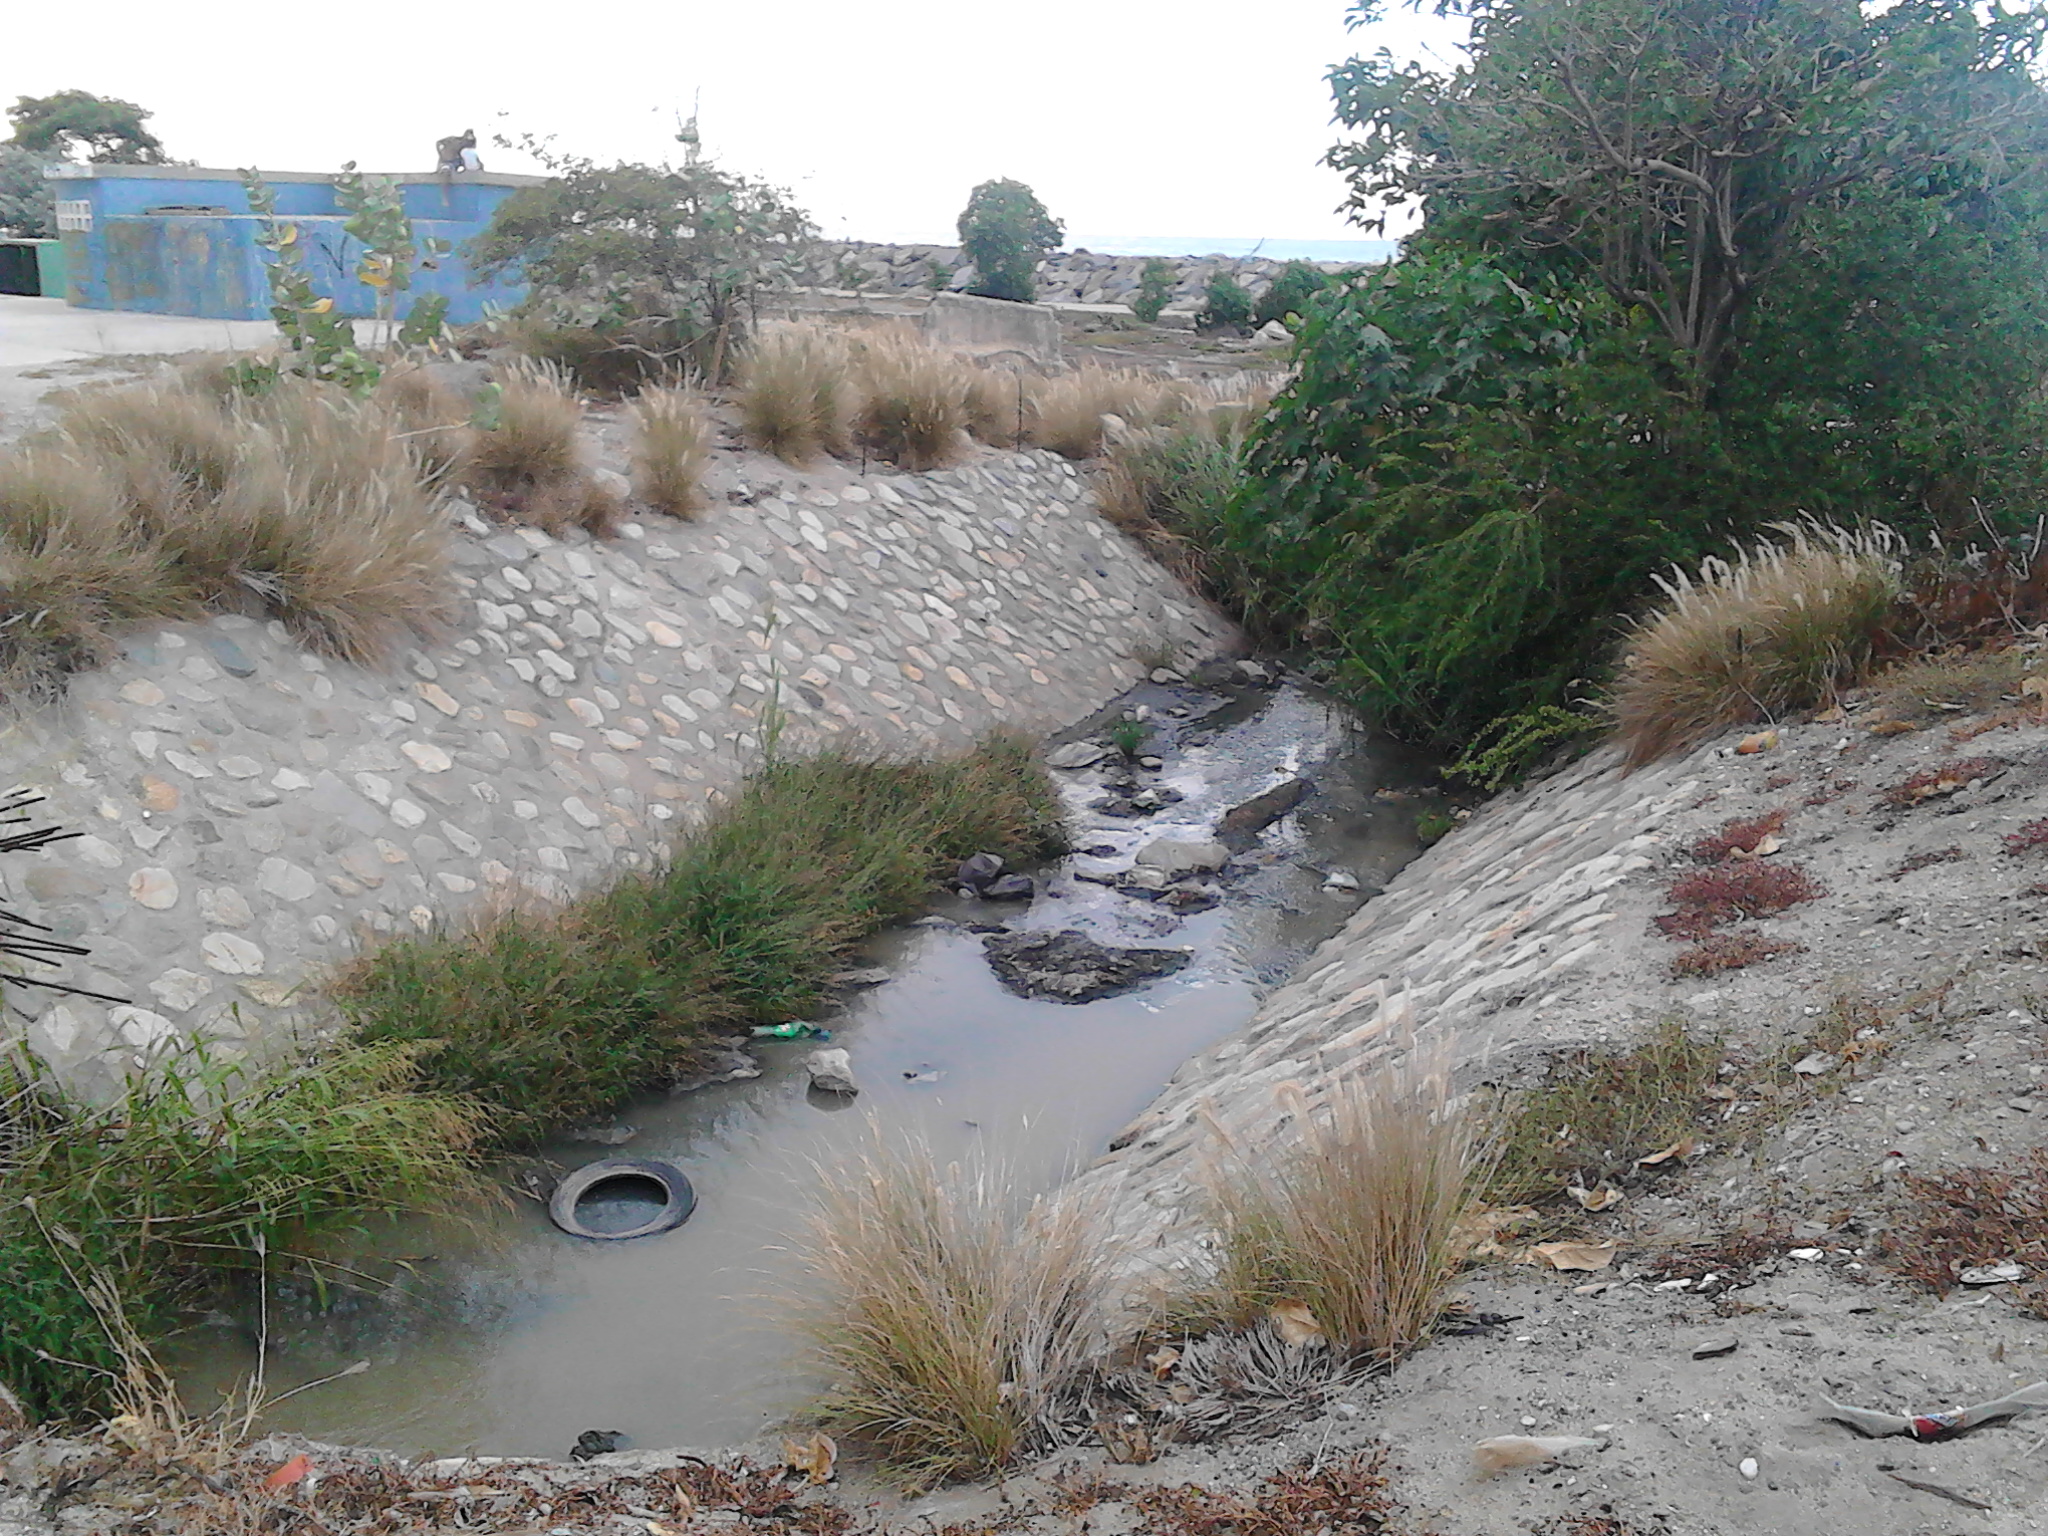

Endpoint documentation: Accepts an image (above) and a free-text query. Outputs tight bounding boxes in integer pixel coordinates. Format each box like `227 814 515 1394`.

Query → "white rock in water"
806 1048 860 1096
1046 741 1107 770
1134 837 1230 877
1323 869 1362 892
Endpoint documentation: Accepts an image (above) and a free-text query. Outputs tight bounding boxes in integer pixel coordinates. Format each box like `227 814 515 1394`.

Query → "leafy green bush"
1132 257 1175 323
1198 0 2048 754
1196 273 1253 334
1222 251 1725 743
1253 261 1326 327
471 147 815 382
956 179 1063 304
340 740 1065 1145
0 146 53 237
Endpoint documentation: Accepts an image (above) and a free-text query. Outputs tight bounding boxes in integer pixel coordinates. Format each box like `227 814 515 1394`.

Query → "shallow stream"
175 672 1440 1458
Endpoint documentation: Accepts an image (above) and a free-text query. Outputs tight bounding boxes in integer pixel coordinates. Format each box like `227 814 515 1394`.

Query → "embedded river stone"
981 928 1193 1003
0 447 1235 1097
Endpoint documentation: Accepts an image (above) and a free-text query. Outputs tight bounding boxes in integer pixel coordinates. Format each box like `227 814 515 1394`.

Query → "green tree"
1132 257 1175 323
7 90 163 164
1216 0 2048 749
0 146 54 237
1327 0 2048 389
470 144 815 381
956 179 1063 303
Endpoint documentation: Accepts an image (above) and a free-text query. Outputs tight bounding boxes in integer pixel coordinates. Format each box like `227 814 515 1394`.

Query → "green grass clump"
338 738 1065 1145
1487 1018 1722 1205
0 1041 481 1422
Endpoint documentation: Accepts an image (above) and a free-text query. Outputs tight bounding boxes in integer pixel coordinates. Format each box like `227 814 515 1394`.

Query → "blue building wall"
51 166 537 323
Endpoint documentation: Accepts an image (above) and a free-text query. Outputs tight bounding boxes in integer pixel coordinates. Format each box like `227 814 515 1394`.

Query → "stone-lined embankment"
1 447 1232 1098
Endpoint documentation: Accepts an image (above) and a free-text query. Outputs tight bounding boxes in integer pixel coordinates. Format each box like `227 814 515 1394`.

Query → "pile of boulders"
794 242 1366 309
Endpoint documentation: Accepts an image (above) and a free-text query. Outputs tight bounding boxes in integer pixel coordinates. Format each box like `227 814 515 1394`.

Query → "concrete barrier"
920 292 1062 363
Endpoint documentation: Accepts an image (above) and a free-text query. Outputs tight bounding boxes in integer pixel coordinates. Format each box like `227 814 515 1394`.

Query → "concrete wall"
50 165 535 323
919 292 1063 362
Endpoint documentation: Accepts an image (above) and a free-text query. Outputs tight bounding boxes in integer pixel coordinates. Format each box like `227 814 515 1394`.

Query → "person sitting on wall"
436 129 478 175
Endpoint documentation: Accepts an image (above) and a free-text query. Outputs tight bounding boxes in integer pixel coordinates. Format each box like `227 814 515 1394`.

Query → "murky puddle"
173 672 1442 1458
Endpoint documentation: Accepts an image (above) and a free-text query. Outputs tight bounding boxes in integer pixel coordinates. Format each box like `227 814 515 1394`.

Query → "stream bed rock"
981 928 1193 1002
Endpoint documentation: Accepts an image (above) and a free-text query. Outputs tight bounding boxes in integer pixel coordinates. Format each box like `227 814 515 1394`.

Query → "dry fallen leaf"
1735 730 1779 754
1270 1300 1327 1348
1813 704 1848 724
263 1454 312 1491
1473 1435 1603 1474
1566 1182 1624 1212
1637 1134 1699 1167
781 1431 837 1484
1146 1345 1182 1379
1868 719 1919 736
1451 1204 1540 1261
1528 1240 1619 1272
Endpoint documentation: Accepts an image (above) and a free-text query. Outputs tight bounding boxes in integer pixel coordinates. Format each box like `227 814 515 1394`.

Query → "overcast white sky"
7 1 1464 244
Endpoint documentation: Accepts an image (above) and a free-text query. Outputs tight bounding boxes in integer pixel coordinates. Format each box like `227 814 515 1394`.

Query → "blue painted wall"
53 167 536 323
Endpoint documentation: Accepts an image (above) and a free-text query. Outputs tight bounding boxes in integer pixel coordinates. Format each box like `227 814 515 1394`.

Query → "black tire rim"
547 1158 697 1241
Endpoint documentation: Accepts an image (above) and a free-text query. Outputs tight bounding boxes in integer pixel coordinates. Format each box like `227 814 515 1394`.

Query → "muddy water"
175 676 1441 1458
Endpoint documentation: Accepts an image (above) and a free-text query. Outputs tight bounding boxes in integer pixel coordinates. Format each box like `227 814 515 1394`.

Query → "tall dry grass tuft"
225 383 455 661
1026 366 1191 460
964 365 1031 448
12 380 452 678
1612 523 1901 766
627 386 715 519
465 361 613 537
374 364 476 488
0 449 187 697
850 332 971 471
1204 1054 1478 1363
736 324 853 465
798 1135 1124 1489
58 380 241 521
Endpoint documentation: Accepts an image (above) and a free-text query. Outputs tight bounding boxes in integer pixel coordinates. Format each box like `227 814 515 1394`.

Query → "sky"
5 0 1465 247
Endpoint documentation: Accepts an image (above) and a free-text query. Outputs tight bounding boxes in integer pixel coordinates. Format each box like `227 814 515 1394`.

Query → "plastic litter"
1821 1380 2048 1439
750 1021 830 1041
1474 1435 1602 1475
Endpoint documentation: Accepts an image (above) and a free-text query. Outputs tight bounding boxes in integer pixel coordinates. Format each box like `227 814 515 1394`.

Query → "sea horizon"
847 230 1399 263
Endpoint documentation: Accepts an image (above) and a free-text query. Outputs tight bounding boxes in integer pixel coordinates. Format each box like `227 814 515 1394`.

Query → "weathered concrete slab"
920 292 1063 363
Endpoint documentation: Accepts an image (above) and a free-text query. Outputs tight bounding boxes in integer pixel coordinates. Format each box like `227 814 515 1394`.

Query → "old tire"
547 1158 696 1241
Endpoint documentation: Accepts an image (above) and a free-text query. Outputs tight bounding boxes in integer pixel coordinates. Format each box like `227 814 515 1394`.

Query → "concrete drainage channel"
171 662 1447 1459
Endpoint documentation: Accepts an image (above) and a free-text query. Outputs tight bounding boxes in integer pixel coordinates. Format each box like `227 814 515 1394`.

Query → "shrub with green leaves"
1132 257 1175 323
956 179 1063 304
1253 261 1327 328
471 145 815 382
1201 0 2048 755
1197 273 1253 334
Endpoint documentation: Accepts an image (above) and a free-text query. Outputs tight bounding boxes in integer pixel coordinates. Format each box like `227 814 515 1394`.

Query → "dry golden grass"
58 379 241 521
1026 366 1192 460
627 385 715 519
465 361 614 537
1612 523 1901 766
1203 1054 1478 1363
737 324 853 465
0 379 454 692
1867 646 2031 725
0 450 187 696
373 363 475 488
850 332 971 471
798 1135 1124 1489
964 365 1031 448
